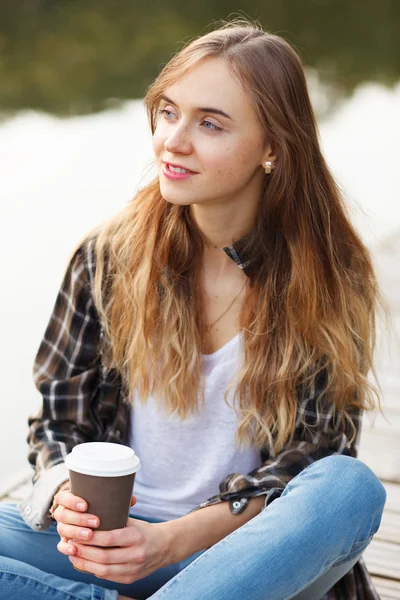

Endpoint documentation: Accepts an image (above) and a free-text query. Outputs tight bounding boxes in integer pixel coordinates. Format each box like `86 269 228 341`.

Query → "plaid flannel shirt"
19 235 380 600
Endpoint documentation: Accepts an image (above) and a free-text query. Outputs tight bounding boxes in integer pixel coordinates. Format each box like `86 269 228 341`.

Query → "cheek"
209 146 237 180
211 146 255 185
216 166 235 186
152 129 164 157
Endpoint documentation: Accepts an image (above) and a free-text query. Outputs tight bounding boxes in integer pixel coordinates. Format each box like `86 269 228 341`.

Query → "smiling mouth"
164 163 196 174
168 165 190 174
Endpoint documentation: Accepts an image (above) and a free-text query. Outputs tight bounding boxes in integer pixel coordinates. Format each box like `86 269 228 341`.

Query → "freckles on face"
212 137 261 186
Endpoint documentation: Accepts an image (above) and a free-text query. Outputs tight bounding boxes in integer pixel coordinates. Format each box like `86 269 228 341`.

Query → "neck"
190 201 255 275
191 203 254 249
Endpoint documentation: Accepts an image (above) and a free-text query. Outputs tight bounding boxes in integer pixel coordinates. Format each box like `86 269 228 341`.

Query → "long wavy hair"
81 19 389 454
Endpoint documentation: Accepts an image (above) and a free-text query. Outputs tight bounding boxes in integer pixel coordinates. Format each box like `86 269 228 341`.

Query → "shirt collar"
222 238 252 274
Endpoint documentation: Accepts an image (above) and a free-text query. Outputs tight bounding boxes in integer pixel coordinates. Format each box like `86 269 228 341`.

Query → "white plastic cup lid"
65 442 141 477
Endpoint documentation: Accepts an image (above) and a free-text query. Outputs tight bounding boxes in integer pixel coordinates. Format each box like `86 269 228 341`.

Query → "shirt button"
232 501 241 510
24 505 32 515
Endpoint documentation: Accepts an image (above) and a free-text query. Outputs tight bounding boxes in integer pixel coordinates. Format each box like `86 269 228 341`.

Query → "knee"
313 455 386 525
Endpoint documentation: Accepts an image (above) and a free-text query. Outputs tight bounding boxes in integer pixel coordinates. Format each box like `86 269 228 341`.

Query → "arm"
163 495 266 562
20 237 107 531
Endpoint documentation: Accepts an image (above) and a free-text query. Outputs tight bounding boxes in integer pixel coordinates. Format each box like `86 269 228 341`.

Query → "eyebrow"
160 94 233 121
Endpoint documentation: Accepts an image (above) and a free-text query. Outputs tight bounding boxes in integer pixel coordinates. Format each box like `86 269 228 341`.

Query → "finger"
70 542 137 565
68 555 136 584
57 521 96 543
54 490 88 512
76 525 142 548
57 538 77 557
54 506 100 529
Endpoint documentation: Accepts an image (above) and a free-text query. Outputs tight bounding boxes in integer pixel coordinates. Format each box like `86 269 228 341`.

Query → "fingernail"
87 518 98 527
67 545 75 555
76 502 86 510
80 530 90 538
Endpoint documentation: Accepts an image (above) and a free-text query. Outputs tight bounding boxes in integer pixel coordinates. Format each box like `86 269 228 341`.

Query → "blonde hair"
81 19 389 454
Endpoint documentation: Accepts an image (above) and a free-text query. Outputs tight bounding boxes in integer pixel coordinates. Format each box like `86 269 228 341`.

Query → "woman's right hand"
52 488 100 557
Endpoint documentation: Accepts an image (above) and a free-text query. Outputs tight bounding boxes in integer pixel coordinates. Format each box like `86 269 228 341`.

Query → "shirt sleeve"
19 238 105 530
193 369 363 515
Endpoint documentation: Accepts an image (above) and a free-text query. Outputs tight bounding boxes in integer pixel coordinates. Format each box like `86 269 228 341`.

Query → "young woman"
0 19 388 600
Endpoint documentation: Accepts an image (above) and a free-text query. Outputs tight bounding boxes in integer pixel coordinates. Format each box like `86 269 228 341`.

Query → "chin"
160 190 198 206
163 197 197 206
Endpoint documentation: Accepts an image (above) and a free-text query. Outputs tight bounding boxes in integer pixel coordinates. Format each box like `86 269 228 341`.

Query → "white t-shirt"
128 333 261 521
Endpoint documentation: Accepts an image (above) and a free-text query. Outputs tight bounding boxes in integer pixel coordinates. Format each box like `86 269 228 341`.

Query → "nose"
164 124 193 154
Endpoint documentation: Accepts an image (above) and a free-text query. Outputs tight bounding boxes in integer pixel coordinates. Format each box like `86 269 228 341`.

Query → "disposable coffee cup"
65 442 141 531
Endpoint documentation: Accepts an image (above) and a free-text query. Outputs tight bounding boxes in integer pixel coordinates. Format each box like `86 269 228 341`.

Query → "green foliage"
0 0 398 116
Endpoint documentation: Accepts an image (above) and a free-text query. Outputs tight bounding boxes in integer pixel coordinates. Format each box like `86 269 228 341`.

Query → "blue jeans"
0 455 386 600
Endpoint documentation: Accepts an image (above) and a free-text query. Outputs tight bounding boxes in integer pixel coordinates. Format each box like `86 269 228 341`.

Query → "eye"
201 120 222 132
157 108 175 120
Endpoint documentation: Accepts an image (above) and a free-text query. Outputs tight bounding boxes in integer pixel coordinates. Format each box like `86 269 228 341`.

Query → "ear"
262 143 277 170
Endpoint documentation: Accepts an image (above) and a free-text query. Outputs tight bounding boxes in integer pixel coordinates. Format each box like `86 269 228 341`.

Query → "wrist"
158 497 266 564
157 518 189 565
49 480 70 520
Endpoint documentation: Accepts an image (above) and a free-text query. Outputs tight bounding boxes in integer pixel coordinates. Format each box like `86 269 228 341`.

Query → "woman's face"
152 56 270 208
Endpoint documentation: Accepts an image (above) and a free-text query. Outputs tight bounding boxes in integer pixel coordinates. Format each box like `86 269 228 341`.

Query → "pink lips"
162 163 197 181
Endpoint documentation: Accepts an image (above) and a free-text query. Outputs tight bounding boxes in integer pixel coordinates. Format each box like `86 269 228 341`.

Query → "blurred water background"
1 1 399 486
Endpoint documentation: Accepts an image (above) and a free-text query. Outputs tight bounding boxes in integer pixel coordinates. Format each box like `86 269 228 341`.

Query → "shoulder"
62 231 101 298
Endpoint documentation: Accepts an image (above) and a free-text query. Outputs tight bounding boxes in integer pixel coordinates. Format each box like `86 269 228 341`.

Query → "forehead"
163 56 256 120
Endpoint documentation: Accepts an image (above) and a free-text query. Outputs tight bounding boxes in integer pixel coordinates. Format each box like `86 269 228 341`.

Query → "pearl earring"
264 161 272 174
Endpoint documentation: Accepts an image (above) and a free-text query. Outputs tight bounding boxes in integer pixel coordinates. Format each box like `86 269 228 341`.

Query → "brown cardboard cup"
68 470 137 531
65 442 141 571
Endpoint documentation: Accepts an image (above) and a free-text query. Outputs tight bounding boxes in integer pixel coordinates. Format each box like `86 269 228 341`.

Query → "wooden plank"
360 425 400 453
383 482 400 514
358 450 400 483
371 576 400 600
364 539 400 580
5 480 33 502
375 509 400 545
0 467 32 499
359 428 400 482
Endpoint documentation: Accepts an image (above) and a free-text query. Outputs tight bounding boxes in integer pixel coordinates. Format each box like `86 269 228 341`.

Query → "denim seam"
332 536 373 566
94 585 112 600
284 553 361 600
0 569 91 600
